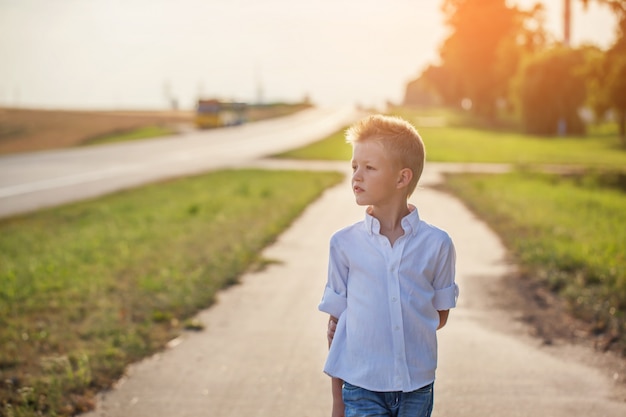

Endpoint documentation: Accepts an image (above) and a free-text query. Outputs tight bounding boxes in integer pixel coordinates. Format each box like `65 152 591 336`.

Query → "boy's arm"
327 315 338 345
331 377 345 417
437 309 449 330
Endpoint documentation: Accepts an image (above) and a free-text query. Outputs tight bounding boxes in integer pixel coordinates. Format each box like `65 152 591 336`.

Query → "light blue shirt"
318 205 458 392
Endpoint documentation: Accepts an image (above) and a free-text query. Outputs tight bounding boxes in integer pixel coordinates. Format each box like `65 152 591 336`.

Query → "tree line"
404 0 626 144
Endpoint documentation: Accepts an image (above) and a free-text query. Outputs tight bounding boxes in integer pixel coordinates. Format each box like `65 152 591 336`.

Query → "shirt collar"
364 204 421 237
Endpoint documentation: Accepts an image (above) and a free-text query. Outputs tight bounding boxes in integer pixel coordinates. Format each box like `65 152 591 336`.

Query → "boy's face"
351 140 401 207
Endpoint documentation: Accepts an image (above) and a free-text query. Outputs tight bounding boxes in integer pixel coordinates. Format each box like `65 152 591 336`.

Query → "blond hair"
346 114 425 196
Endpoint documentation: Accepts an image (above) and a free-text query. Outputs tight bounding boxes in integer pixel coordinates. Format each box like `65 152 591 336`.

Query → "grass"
275 122 626 169
273 127 352 161
394 107 626 168
0 168 343 416
275 128 351 161
82 125 177 146
415 126 626 168
444 171 626 349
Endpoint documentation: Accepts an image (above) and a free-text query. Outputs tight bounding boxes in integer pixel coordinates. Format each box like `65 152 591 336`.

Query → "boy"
318 114 458 417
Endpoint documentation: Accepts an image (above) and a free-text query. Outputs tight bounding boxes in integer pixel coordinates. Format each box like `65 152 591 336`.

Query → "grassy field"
81 125 178 146
415 125 625 168
0 108 194 154
275 128 351 161
0 169 343 416
276 112 626 169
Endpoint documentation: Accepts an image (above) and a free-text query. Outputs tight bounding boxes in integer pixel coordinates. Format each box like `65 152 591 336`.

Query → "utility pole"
255 62 264 106
558 0 573 136
564 0 571 46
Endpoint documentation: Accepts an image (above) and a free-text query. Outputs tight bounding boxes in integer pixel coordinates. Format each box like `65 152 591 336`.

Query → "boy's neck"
367 201 411 246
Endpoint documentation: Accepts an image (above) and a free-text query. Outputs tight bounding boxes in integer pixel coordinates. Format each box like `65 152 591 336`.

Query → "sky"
0 0 618 110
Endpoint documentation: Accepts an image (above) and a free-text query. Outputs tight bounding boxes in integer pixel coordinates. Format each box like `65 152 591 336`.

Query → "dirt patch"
0 108 193 155
494 263 626 392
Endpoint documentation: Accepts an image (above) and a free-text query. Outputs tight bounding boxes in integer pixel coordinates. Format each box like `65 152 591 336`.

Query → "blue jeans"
342 382 434 417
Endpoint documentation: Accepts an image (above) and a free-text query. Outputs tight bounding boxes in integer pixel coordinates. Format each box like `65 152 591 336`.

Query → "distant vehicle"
195 99 247 129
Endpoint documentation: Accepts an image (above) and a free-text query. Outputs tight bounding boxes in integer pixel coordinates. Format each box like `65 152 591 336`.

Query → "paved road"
0 106 359 218
81 161 626 417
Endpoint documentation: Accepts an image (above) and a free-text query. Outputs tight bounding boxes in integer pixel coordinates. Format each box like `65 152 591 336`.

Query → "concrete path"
82 161 626 417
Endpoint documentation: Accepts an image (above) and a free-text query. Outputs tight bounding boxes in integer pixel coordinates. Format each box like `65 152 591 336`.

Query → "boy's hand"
327 316 338 346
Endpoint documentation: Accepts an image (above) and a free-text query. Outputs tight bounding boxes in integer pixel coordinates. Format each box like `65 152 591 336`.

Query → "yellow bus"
195 99 247 129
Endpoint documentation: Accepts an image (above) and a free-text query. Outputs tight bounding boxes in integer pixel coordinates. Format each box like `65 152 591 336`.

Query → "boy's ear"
397 168 413 189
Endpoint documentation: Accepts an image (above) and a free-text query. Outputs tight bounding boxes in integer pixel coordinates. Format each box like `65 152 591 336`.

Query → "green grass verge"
416 125 626 168
395 107 626 168
82 125 177 146
0 168 343 416
275 110 626 169
274 127 352 161
444 171 626 350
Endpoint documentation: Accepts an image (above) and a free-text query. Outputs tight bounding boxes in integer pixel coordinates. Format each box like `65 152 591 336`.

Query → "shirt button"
392 297 397 302
395 326 400 331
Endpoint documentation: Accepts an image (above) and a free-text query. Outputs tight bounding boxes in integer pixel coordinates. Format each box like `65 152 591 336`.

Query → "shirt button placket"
387 261 404 388
391 240 410 390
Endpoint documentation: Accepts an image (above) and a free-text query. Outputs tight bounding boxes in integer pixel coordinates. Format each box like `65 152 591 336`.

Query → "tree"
515 46 589 135
415 0 546 122
404 65 454 106
608 58 626 144
584 46 613 121
580 0 626 143
603 43 626 144
580 0 626 15
403 74 441 107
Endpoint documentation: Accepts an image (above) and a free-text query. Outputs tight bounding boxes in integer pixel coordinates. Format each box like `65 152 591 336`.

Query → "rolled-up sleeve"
318 234 349 318
432 235 458 310
318 286 347 318
433 283 459 310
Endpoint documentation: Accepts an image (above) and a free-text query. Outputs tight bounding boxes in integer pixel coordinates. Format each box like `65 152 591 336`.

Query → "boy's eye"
351 164 374 171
